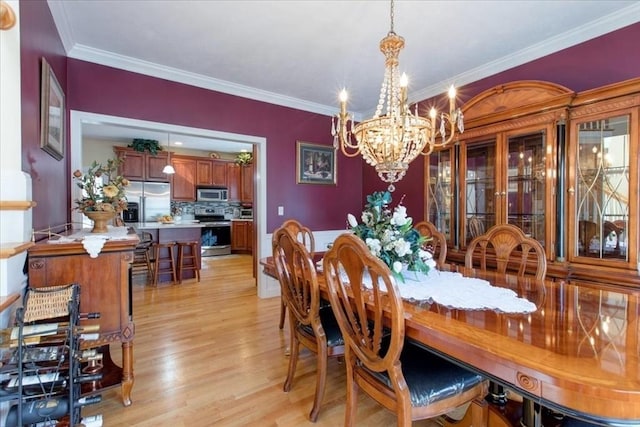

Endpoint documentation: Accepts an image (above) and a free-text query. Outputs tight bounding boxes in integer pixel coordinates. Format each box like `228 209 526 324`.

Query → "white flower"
361 211 374 227
391 205 409 226
347 213 358 228
366 238 382 256
418 249 433 260
393 238 412 257
393 261 403 274
426 258 437 269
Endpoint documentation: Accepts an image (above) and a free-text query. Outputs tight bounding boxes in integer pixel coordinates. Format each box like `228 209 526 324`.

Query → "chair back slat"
324 233 404 373
465 224 547 279
414 221 447 267
272 227 319 324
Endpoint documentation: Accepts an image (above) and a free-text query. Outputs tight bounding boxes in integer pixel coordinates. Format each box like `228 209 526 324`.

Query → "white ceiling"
49 0 640 152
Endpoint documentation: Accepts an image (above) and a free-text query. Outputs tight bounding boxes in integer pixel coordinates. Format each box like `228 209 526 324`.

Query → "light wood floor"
82 254 443 426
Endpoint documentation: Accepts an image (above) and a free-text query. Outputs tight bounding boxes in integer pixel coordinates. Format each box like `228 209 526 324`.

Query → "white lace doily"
335 266 537 313
48 226 136 257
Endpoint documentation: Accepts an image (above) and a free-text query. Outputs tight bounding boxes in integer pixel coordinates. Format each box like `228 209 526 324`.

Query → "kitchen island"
129 222 204 283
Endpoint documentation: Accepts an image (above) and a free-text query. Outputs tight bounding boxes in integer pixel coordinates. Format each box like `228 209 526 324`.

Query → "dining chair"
277 219 316 329
465 223 547 280
323 233 489 427
272 227 344 422
414 221 447 268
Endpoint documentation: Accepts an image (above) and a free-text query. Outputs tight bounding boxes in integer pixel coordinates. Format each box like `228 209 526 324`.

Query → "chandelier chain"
390 0 395 33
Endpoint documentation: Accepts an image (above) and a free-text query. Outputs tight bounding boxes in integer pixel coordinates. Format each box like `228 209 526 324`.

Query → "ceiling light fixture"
162 134 175 175
332 0 463 191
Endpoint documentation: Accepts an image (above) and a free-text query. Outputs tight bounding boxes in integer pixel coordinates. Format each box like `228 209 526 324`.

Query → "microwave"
197 188 228 202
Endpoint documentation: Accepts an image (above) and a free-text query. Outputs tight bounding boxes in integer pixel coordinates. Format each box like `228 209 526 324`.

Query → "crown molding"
49 1 640 119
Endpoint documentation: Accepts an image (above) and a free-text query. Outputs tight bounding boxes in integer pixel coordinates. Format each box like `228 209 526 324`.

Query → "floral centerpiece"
347 191 436 282
73 158 129 232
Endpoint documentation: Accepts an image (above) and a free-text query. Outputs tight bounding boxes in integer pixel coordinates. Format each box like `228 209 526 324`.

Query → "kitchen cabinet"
114 147 169 182
227 163 254 204
227 163 241 202
171 157 197 201
196 159 227 187
425 78 640 288
231 220 252 253
240 163 254 204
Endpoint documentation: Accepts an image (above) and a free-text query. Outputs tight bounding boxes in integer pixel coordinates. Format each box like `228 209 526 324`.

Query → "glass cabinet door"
464 140 497 244
505 132 546 243
426 149 453 241
572 115 630 261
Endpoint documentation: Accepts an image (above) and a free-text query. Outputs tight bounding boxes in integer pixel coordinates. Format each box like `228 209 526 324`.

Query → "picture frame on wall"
296 141 336 185
40 58 65 161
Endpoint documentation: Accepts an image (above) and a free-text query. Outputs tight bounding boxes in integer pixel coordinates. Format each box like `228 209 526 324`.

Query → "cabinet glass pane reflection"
506 132 546 243
576 115 629 260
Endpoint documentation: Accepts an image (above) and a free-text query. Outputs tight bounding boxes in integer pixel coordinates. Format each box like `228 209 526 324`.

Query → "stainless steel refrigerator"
125 182 171 222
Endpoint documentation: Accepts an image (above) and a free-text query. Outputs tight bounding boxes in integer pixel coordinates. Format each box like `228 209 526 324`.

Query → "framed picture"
296 141 336 185
40 58 65 160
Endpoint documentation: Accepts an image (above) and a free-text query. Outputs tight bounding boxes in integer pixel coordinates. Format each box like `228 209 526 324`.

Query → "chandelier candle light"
332 0 464 191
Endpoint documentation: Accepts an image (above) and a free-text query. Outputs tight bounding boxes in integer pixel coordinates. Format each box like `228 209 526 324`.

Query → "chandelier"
331 0 463 191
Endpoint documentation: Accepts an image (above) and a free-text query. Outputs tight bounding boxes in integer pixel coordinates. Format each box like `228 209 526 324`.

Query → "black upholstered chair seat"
368 339 485 407
299 305 345 347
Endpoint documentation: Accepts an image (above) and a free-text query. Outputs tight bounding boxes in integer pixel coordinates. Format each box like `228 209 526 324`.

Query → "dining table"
261 256 640 427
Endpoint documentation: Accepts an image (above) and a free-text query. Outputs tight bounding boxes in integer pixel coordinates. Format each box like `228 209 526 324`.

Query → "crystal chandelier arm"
332 95 363 158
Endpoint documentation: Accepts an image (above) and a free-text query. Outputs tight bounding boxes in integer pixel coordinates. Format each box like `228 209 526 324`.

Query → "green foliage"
128 139 162 155
348 191 435 282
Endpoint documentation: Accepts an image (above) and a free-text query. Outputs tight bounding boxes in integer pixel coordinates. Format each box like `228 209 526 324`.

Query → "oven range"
194 208 231 256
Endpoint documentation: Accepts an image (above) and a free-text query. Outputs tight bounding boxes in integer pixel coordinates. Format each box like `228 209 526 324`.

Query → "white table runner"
328 263 537 313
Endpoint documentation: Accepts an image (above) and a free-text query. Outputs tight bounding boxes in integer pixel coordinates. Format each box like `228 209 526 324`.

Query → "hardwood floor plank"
83 254 441 426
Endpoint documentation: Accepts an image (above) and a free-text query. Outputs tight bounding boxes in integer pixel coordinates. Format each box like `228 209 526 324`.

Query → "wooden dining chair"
465 223 547 280
323 233 489 427
277 219 316 329
272 227 344 422
414 221 447 268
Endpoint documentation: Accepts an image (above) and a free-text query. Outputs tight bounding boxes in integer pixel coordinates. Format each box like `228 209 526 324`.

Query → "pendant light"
163 133 175 174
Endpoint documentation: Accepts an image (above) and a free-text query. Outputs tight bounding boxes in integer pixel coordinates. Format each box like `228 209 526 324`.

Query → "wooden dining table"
261 256 640 426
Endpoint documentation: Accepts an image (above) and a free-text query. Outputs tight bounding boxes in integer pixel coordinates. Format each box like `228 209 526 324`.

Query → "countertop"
131 221 206 230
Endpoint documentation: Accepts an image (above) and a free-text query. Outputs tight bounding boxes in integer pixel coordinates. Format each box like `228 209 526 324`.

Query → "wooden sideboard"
27 234 137 406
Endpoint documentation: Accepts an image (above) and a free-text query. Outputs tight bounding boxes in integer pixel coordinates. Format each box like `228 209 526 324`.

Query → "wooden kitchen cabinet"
27 236 137 406
240 163 254 204
227 163 254 204
196 159 228 187
227 163 241 202
231 220 252 253
114 147 169 182
171 157 197 201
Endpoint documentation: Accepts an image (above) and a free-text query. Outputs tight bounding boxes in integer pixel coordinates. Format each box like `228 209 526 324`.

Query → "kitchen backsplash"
171 201 245 219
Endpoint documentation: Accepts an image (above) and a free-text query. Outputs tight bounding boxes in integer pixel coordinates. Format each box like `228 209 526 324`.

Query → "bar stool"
152 241 177 285
176 241 200 283
131 232 153 283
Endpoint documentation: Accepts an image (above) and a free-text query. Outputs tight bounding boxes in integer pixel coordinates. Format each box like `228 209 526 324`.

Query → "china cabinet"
426 78 640 287
566 80 640 279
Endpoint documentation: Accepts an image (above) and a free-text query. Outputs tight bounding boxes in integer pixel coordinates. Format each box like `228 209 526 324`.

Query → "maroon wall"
66 60 363 232
20 0 68 231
